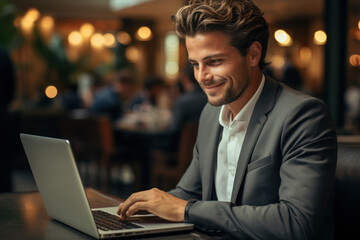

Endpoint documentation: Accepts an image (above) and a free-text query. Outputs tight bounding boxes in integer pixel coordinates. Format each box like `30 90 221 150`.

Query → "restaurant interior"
1 0 360 213
1 0 360 238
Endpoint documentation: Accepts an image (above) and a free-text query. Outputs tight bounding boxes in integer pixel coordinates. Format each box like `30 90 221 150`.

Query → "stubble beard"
205 78 250 107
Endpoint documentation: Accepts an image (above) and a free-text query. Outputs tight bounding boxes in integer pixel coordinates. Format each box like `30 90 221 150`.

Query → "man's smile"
202 81 226 94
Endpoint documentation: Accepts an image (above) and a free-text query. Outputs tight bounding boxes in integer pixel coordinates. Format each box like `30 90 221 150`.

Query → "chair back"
177 121 199 172
60 115 114 164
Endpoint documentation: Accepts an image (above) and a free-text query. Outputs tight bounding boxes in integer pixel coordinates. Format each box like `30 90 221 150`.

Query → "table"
113 121 171 191
0 188 215 240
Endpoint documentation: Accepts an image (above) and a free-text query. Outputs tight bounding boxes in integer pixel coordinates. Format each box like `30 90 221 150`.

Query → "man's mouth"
202 82 226 93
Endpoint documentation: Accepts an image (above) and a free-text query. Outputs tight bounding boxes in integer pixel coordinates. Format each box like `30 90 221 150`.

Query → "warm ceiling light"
24 8 40 22
349 55 360 67
68 31 83 46
136 26 152 41
313 30 327 45
117 31 131 45
103 33 116 48
274 29 292 47
91 33 104 48
40 16 54 32
20 16 34 32
45 85 58 99
125 46 140 63
80 23 94 38
358 20 360 30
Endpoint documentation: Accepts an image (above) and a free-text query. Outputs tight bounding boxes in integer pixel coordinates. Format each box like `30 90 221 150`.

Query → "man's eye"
190 63 199 68
209 59 223 65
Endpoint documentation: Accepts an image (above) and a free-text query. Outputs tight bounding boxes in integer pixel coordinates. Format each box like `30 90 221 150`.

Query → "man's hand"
117 188 187 222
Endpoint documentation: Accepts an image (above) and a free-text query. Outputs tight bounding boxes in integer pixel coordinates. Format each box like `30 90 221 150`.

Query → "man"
118 0 337 239
91 69 136 121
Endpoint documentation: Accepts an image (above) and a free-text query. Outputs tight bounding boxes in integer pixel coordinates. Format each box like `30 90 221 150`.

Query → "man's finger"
126 202 149 217
118 193 149 220
117 202 124 215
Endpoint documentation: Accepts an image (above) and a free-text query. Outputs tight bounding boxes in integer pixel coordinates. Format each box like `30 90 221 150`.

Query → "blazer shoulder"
277 83 328 110
198 103 222 132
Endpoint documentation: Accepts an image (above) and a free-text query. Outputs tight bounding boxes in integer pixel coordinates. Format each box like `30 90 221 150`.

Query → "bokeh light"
117 31 131 45
24 8 40 23
274 29 293 47
103 33 116 48
349 55 360 67
126 46 140 62
20 17 34 33
45 85 58 98
40 16 54 32
20 8 41 34
80 23 94 38
271 55 285 69
91 33 104 48
313 30 327 45
68 31 83 46
136 26 152 41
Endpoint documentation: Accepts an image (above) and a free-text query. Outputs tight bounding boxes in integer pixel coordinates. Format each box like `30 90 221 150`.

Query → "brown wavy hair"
172 0 269 69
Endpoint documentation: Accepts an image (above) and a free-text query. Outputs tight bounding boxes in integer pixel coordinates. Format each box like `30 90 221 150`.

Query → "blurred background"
0 0 359 197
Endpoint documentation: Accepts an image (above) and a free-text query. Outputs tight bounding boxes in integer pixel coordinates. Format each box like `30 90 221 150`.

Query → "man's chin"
207 97 224 107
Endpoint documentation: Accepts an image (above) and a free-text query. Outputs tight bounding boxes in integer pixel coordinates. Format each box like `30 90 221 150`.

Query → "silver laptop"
20 133 194 239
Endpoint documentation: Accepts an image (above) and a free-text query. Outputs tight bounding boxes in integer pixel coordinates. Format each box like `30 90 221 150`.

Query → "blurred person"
281 53 309 94
117 1 337 239
130 76 166 110
151 64 208 152
77 72 102 109
61 83 83 110
0 47 16 192
90 69 136 121
169 79 185 103
169 63 207 134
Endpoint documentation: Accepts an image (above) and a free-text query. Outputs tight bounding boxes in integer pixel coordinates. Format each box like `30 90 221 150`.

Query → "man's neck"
228 71 263 119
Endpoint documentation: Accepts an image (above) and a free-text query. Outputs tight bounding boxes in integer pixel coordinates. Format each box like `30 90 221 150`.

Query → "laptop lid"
20 133 100 238
20 133 194 239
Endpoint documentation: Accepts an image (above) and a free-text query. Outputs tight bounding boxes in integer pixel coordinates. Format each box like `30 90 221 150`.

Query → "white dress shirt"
215 75 265 201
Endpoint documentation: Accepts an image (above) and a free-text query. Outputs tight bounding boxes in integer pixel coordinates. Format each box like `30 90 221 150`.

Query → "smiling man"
117 0 337 239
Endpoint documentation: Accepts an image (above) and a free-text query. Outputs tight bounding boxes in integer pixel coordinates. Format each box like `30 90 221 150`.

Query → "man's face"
186 31 251 107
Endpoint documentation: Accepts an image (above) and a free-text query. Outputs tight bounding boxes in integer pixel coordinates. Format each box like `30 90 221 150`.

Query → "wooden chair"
59 114 114 188
151 121 199 191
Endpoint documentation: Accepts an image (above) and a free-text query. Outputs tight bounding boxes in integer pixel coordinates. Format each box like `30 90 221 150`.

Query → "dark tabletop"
0 188 215 240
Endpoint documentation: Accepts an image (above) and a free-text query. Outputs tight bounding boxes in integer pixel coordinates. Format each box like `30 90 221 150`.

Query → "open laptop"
20 133 194 239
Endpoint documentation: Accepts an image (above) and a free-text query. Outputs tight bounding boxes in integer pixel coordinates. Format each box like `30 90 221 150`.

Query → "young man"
118 0 337 239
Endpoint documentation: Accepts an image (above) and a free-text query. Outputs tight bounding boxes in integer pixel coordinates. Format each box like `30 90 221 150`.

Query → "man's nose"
197 65 212 83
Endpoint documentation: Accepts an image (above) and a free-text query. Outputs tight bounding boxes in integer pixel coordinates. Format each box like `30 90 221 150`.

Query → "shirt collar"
219 74 265 128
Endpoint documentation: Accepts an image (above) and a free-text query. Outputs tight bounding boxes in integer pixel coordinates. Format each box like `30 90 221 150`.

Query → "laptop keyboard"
92 210 143 231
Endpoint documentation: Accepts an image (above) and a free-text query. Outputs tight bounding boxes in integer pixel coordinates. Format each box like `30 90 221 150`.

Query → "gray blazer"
169 76 337 239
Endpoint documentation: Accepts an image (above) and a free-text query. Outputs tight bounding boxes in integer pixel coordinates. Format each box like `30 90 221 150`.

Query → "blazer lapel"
202 107 223 200
231 76 279 203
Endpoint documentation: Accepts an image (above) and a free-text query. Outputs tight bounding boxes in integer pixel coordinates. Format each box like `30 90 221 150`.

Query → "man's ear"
249 41 262 67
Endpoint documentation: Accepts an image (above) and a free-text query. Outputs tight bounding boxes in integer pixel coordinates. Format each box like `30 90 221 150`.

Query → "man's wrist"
184 199 197 222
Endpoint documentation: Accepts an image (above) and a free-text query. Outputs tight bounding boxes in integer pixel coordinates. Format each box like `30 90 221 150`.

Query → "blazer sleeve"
178 99 337 240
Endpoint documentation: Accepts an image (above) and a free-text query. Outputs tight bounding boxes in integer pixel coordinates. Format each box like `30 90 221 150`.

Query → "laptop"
20 133 194 239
